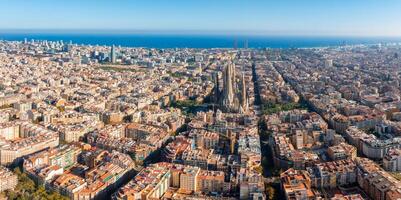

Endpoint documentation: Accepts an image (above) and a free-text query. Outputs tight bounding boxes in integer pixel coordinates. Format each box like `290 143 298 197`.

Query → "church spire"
222 62 235 112
240 72 248 112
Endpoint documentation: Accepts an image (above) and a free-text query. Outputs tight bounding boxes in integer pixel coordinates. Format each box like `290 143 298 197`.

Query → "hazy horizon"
1 0 401 37
2 29 401 38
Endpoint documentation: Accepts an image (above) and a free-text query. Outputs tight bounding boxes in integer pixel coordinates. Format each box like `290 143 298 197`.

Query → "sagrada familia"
213 62 249 114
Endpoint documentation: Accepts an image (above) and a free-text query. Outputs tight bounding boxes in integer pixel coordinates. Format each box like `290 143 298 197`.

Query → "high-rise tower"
110 45 117 63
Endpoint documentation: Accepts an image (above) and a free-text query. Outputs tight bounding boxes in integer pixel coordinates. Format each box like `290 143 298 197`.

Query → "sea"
1 32 401 49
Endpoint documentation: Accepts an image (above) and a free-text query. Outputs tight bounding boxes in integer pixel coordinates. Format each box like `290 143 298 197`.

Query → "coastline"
1 32 401 49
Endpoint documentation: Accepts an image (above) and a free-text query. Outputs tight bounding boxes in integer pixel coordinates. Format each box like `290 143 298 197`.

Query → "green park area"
169 99 204 117
1 167 68 200
261 101 308 115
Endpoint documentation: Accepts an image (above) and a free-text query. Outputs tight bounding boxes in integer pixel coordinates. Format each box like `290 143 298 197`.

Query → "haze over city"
1 0 401 36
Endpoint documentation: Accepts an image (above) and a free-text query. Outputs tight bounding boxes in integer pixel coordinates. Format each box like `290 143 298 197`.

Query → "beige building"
327 143 357 161
197 170 225 193
0 166 18 192
0 122 59 165
280 168 320 200
180 166 200 192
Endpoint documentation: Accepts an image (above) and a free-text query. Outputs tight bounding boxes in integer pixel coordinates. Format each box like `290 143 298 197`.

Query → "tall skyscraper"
110 45 117 63
244 39 249 49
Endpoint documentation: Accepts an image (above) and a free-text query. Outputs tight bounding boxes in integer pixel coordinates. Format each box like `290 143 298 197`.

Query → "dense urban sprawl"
0 39 400 200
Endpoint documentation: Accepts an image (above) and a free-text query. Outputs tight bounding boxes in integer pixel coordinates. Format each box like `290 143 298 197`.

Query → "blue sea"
1 32 401 49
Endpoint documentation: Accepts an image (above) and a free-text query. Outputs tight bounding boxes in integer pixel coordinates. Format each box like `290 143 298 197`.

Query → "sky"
1 0 401 36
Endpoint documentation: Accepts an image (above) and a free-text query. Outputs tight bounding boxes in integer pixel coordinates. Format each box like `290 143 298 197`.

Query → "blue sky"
1 0 401 36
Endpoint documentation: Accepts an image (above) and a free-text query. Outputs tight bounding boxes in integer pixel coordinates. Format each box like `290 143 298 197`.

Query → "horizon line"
1 28 401 38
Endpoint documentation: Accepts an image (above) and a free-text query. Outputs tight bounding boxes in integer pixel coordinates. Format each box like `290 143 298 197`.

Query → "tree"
48 191 69 200
4 190 18 200
265 185 276 200
34 186 47 198
261 101 307 115
254 165 264 175
8 166 69 200
169 99 202 116
15 172 35 193
13 167 22 175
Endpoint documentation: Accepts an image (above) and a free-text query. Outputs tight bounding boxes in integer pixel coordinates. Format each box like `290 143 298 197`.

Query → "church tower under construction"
214 62 249 113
